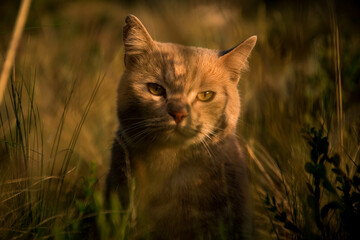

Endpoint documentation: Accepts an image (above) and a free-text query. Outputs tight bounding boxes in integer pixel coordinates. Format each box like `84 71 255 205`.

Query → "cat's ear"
123 14 155 56
219 36 257 82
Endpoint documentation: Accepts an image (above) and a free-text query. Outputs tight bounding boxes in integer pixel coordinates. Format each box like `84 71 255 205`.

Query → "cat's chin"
122 124 202 148
157 126 199 147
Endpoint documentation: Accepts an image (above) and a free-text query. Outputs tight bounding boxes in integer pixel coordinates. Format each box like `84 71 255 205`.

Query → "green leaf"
350 192 360 204
330 154 341 167
332 168 344 176
265 195 270 206
307 195 315 209
306 183 314 193
310 127 316 136
321 201 341 219
268 206 277 212
284 221 301 233
305 162 316 174
274 214 282 222
274 211 287 222
336 176 342 183
322 179 336 194
311 149 319 163
318 163 326 179
319 153 326 164
353 176 360 188
318 137 329 155
77 201 85 213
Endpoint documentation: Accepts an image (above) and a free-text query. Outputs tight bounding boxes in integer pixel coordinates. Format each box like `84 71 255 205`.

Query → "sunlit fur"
106 14 257 239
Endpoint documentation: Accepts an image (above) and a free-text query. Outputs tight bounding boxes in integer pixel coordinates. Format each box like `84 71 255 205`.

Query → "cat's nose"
167 102 188 124
169 111 188 124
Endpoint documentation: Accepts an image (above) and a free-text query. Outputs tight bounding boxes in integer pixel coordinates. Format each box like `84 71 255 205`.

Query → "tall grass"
246 5 360 239
0 66 104 238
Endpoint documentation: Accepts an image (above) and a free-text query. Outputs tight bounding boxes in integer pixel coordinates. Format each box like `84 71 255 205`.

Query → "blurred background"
0 0 359 239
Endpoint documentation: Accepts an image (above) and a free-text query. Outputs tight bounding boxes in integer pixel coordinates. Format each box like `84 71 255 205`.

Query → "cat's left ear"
219 36 257 82
123 14 156 56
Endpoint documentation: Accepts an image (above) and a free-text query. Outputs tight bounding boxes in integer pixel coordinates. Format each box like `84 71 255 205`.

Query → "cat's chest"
132 149 205 195
129 147 231 236
131 149 221 211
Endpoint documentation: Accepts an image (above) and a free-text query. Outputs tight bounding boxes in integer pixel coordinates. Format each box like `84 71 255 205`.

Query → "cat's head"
117 15 256 148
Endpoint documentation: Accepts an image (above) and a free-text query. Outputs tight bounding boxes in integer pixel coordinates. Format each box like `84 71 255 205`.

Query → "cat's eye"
197 91 215 102
147 83 165 96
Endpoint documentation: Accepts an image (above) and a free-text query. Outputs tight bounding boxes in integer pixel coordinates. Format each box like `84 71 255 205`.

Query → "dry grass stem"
0 0 32 105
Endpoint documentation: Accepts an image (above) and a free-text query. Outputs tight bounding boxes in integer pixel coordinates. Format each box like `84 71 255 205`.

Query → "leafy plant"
265 128 360 240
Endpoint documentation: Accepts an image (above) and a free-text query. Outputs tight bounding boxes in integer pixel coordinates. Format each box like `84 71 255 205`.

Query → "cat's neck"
116 125 237 175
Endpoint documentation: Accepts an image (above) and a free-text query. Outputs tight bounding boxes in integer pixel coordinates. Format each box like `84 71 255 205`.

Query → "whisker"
119 119 170 135
201 139 214 158
202 124 241 139
130 126 170 145
121 116 165 122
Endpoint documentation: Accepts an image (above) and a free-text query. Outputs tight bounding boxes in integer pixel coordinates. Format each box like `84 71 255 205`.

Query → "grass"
0 66 104 239
0 0 359 239
263 127 360 239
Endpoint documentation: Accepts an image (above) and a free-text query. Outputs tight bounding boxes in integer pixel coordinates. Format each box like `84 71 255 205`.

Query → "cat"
106 14 257 239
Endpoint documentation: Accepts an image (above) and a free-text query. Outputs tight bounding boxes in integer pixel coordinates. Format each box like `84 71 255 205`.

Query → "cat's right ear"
219 36 257 82
123 14 155 61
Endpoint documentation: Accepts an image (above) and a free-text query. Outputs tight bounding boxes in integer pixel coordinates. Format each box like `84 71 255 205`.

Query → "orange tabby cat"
106 14 257 239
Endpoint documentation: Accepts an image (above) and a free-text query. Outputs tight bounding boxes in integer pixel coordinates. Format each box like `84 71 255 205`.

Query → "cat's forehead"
153 42 221 89
156 42 217 65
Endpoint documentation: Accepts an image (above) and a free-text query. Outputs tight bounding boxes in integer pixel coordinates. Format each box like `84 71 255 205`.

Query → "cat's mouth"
173 127 194 137
164 124 201 142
